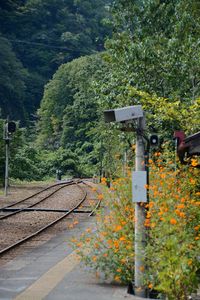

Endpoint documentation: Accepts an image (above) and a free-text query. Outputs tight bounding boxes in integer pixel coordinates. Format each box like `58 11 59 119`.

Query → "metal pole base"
134 287 147 298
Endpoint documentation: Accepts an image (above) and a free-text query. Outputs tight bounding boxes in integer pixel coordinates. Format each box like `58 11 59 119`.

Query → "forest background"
0 0 200 184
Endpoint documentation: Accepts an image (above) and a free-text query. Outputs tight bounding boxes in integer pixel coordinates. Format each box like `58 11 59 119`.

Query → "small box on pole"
132 171 147 203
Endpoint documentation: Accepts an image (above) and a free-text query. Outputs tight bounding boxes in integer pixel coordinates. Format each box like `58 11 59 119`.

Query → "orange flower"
177 204 185 209
188 259 193 266
119 236 126 241
190 178 196 185
154 152 161 157
170 218 177 225
144 218 150 227
103 253 108 257
92 256 97 262
98 194 104 200
146 211 151 219
94 243 100 249
115 225 122 232
194 225 200 231
158 211 164 216
139 266 145 272
114 241 119 248
191 159 198 167
149 201 154 208
114 276 120 282
148 283 153 289
101 177 107 184
160 173 166 179
179 212 186 218
117 268 122 273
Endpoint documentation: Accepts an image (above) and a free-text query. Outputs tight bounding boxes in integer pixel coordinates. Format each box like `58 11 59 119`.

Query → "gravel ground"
0 180 99 265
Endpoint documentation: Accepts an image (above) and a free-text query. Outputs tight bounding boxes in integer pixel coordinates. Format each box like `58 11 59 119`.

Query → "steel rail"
0 180 76 220
81 181 102 216
1 208 92 213
0 181 88 256
0 179 74 210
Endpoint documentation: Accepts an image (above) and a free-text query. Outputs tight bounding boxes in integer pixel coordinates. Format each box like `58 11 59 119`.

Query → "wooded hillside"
0 0 111 123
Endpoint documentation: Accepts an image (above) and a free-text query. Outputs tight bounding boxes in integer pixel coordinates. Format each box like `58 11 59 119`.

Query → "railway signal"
3 119 16 196
149 134 159 147
104 106 147 297
7 121 16 133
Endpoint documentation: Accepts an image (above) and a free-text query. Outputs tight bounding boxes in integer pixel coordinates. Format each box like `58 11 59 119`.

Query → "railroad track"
0 180 101 256
0 179 74 219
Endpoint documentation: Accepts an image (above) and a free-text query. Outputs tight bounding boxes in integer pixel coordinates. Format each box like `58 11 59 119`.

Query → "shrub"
71 152 200 299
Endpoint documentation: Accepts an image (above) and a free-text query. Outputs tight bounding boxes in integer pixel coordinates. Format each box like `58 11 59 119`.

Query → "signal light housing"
7 121 16 133
149 134 159 147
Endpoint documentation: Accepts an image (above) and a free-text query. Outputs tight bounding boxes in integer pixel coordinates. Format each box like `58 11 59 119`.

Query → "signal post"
4 120 16 196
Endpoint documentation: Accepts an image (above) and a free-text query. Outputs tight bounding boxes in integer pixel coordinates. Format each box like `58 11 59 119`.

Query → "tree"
37 53 107 176
0 36 27 121
104 0 200 102
0 0 111 121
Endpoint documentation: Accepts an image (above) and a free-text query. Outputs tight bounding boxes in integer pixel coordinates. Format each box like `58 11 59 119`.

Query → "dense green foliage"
37 54 107 176
0 0 200 182
35 0 200 179
91 0 200 174
0 0 111 122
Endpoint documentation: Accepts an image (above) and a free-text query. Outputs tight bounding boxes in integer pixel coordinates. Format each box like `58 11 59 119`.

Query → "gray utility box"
132 171 147 203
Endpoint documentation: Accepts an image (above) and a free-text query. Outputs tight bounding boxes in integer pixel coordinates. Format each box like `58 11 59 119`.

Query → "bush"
145 154 200 299
71 151 200 299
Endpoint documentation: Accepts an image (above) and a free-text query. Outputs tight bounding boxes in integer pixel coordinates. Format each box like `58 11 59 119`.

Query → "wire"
7 38 93 53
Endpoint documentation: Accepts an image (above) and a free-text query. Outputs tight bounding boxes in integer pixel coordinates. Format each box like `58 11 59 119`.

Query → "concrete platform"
0 217 150 300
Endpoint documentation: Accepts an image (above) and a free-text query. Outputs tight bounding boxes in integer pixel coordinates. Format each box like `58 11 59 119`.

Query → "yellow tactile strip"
14 250 80 300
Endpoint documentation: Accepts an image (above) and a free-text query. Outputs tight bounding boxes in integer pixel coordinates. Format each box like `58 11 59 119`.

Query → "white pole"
134 117 146 297
4 122 9 197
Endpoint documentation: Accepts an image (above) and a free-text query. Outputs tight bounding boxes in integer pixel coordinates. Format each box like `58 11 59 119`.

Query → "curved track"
0 180 101 256
0 180 74 220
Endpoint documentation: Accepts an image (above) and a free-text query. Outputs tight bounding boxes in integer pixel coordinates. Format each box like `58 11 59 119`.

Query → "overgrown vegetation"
72 152 200 299
0 0 200 297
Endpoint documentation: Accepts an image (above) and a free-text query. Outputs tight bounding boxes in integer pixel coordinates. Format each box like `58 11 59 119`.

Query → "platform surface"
0 217 152 300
